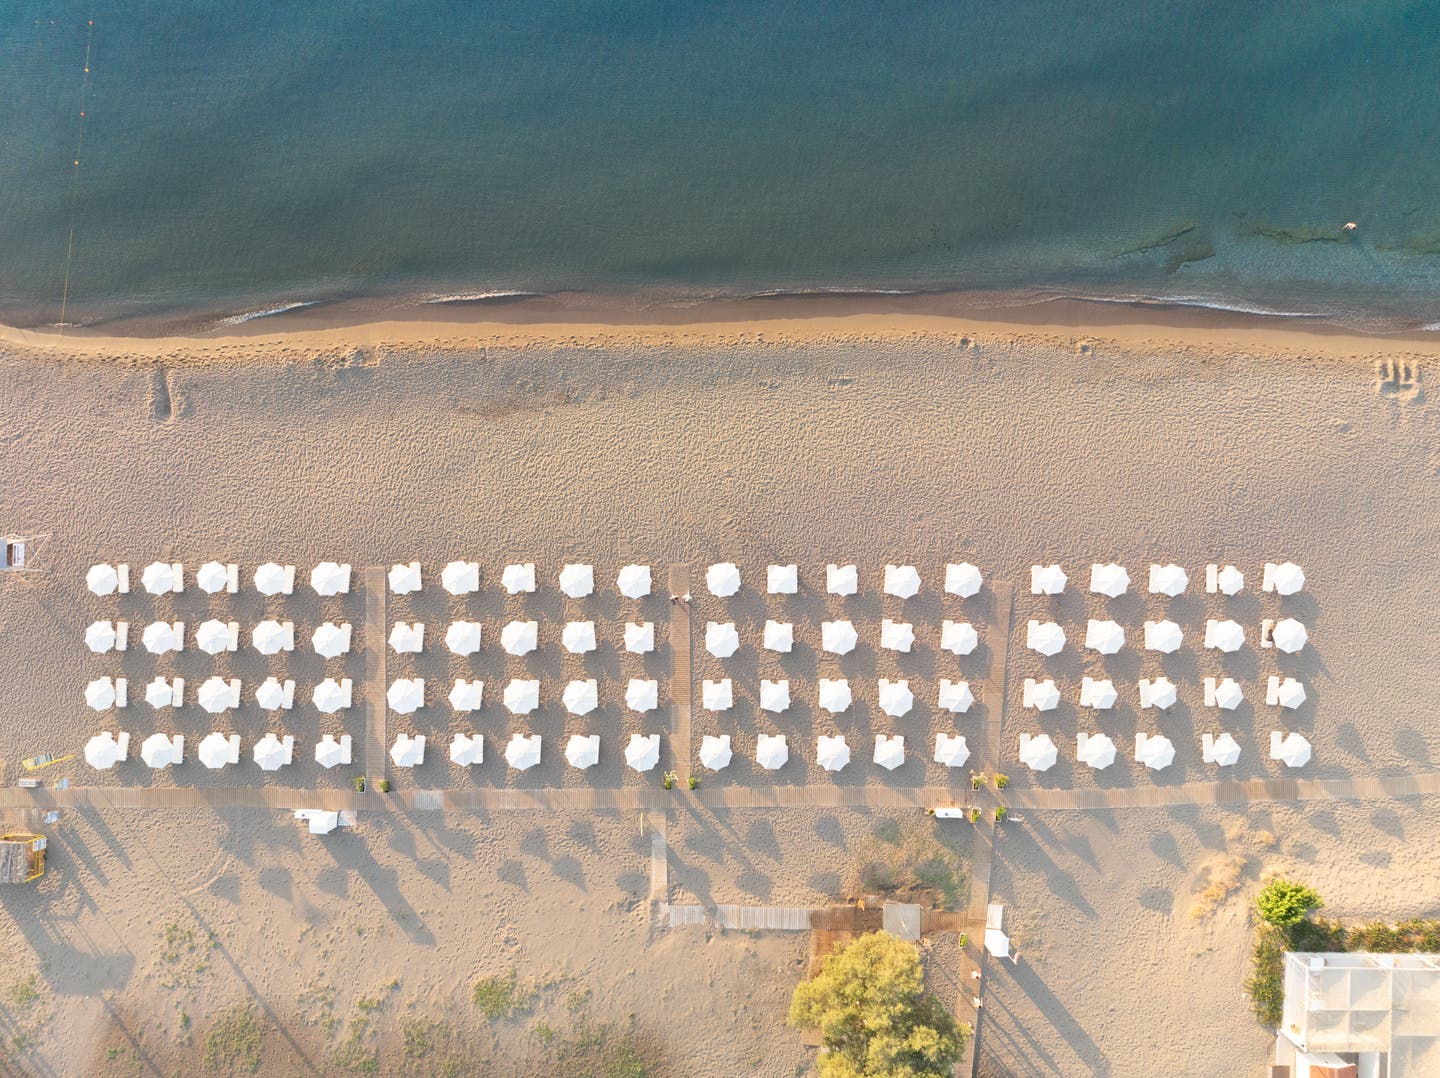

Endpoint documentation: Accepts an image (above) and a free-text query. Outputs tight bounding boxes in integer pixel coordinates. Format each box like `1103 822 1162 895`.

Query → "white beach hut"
255 562 295 596
449 678 484 712
312 677 353 714
873 735 905 771
142 621 184 655
563 620 597 654
818 678 851 714
883 564 921 599
312 621 352 658
763 620 794 653
566 734 600 770
625 734 661 773
141 732 182 769
1030 564 1066 595
626 678 659 713
1084 619 1124 655
445 620 482 656
756 734 789 771
87 563 120 596
767 564 798 595
1204 619 1245 652
938 679 974 714
624 621 655 654
702 679 733 711
817 735 850 773
1019 733 1058 772
504 678 540 715
253 733 294 772
1077 732 1117 770
706 562 741 597
1089 562 1130 597
934 733 970 768
450 732 483 766
878 679 913 718
822 620 858 655
940 620 978 655
1136 732 1176 770
563 679 598 716
501 620 538 656
1143 619 1183 654
506 733 542 771
559 563 594 598
310 561 351 596
944 562 982 598
760 679 790 713
441 560 479 595
389 733 425 768
387 562 422 595
1079 677 1117 710
502 563 537 594
616 564 651 599
1026 620 1065 656
387 677 425 715
705 621 739 658
699 735 733 771
881 619 915 653
826 563 858 596
1273 618 1308 653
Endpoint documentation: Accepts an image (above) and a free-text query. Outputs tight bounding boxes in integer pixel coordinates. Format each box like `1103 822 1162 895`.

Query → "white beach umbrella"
826 563 858 596
388 622 424 654
1078 733 1117 770
767 564 798 594
449 679 484 711
140 732 179 768
1276 677 1307 709
1149 563 1188 596
387 562 421 595
196 561 229 594
945 562 982 598
141 561 176 595
504 679 540 715
756 734 788 770
702 679 733 711
884 564 921 599
1213 677 1244 710
878 679 913 718
873 735 905 771
1205 619 1245 652
253 619 291 656
559 563 594 598
563 679 598 716
86 563 119 596
817 735 851 772
505 733 541 771
818 678 851 714
312 621 350 657
1079 678 1118 710
705 622 739 658
1218 565 1245 595
315 735 345 769
198 676 237 714
626 678 658 713
143 621 182 655
1273 561 1305 595
389 734 425 768
763 620 794 653
760 679 790 713
699 735 733 771
937 679 974 713
1031 564 1066 595
1273 618 1308 653
310 561 349 596
616 564 652 599
255 677 288 711
502 563 536 594
624 622 655 654
255 561 292 596
85 620 117 654
1142 676 1178 710
1089 563 1130 597
706 562 741 597
312 678 350 713
1137 734 1176 770
1026 620 1065 656
1209 732 1242 766
1144 619 1183 654
450 733 483 766
1084 619 1124 655
387 677 424 714
1024 678 1060 711
625 734 661 773
562 621 597 654
881 619 915 653
445 620 482 656
566 734 600 770
934 733 970 768
1019 733 1058 772
441 560 479 595
501 620 538 656
822 620 858 656
253 733 289 772
84 732 123 770
941 620 978 656
195 619 234 655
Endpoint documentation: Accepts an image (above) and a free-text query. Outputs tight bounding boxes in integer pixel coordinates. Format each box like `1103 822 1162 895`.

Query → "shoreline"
3 290 1439 364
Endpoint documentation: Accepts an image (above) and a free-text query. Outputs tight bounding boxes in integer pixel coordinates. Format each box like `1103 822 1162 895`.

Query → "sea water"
2 0 1439 328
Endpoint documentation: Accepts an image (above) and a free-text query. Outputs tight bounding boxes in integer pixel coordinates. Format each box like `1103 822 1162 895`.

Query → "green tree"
789 932 966 1078
1256 878 1323 927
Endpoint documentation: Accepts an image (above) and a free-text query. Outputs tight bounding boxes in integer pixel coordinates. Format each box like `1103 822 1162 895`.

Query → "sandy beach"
0 300 1436 1074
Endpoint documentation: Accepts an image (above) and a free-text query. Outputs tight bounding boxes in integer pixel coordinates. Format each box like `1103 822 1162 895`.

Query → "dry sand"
0 301 1436 1074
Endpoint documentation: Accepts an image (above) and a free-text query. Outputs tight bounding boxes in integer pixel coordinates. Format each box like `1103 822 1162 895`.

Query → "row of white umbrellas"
1032 561 1304 597
1025 617 1308 656
1024 675 1307 711
700 618 981 657
1018 729 1311 771
87 561 316 597
697 677 971 717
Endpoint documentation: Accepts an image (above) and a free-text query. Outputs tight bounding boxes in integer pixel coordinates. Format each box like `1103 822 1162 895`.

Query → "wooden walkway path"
362 566 387 790
667 565 692 784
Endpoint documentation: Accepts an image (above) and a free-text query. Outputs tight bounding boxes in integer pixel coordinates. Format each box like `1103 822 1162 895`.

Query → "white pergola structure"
826 563 858 596
625 734 660 773
501 620 538 656
441 560 479 595
616 564 652 598
883 564 921 598
705 621 739 658
1089 562 1130 597
821 620 858 655
559 563 594 598
504 679 540 715
698 735 732 771
446 621 482 656
566 734 599 770
944 562 982 597
626 678 658 713
878 679 913 717
502 562 536 594
818 678 851 714
760 679 790 713
562 620 597 654
817 735 850 773
767 564 798 595
706 562 741 597
624 622 655 654
763 620 794 653
702 679 733 711
755 734 788 770
563 679 598 716
933 733 969 768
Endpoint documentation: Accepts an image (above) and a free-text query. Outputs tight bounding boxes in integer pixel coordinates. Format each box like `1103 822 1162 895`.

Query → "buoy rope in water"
58 17 95 333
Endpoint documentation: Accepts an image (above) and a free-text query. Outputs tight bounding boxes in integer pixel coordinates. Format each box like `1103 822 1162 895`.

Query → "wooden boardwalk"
363 566 387 790
667 565 692 784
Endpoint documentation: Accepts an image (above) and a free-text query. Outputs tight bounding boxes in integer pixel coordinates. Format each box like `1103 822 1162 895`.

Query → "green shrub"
472 970 533 1020
994 774 1009 790
353 777 366 793
202 1005 263 1073
1256 879 1322 927
994 807 1007 822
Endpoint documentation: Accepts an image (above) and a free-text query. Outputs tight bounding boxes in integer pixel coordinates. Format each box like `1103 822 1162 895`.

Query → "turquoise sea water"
2 1 1439 328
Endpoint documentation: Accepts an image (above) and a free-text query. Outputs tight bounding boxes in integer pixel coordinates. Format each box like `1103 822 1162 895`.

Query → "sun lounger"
1205 564 1218 593
279 621 295 652
170 562 184 593
1076 732 1090 756
280 679 296 710
280 565 296 594
1268 731 1283 759
339 624 352 652
1260 618 1274 648
116 731 131 761
1202 733 1216 762
1138 678 1154 708
115 678 128 708
224 621 240 652
1262 563 1276 592
1266 676 1280 706
340 734 353 765
281 735 295 765
225 734 241 764
117 564 130 593
338 679 354 709
224 678 241 709
115 620 129 652
1134 731 1151 761
172 621 186 650
226 563 240 593
1018 732 1033 755
1203 677 1216 707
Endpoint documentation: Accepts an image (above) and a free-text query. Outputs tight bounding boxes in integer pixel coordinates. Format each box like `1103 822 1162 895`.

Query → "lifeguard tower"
0 833 46 883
